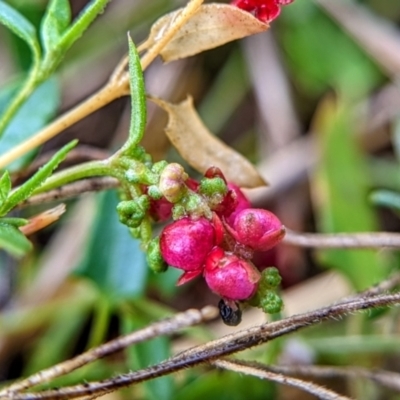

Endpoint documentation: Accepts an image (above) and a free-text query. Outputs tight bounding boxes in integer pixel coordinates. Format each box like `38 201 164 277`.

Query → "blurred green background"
1 0 400 399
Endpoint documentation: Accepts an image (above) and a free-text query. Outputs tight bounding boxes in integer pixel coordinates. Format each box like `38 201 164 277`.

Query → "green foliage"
123 36 147 151
0 140 77 216
40 0 71 54
312 99 390 290
0 0 41 67
176 370 274 400
0 78 61 170
122 314 174 400
0 222 32 257
76 191 148 301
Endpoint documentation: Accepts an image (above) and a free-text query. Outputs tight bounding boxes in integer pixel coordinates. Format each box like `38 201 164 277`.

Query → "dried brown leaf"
20 204 66 235
147 4 269 62
151 96 267 188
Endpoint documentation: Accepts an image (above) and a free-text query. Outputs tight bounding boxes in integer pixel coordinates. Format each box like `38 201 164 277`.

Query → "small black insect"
218 299 242 326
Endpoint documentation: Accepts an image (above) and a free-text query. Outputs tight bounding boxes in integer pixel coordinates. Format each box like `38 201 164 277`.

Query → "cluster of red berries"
156 166 285 305
231 0 295 23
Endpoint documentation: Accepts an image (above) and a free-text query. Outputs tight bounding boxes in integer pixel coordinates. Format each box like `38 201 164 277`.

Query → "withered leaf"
147 4 269 62
151 96 267 188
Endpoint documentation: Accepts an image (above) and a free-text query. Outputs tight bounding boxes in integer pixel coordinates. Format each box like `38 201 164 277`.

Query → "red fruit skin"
176 269 203 286
160 217 215 271
204 247 260 301
231 0 293 23
231 208 285 251
149 197 173 222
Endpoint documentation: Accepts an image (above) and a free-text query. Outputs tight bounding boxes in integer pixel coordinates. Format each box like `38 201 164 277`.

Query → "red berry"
230 208 285 251
224 183 251 226
160 217 215 271
231 0 294 23
204 247 260 301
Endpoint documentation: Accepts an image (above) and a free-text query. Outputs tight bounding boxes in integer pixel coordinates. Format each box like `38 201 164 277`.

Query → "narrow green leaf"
24 299 91 375
122 314 174 400
75 191 148 300
0 140 77 215
0 217 28 227
0 171 11 206
0 78 61 171
0 223 32 258
311 97 390 290
41 0 71 53
58 0 111 52
123 35 146 151
0 0 41 65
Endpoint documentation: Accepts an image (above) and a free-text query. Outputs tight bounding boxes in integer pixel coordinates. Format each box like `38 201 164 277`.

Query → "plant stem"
0 0 205 170
0 71 39 138
32 159 117 194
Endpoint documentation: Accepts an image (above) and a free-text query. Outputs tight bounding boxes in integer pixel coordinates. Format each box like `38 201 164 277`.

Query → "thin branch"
7 292 400 400
12 146 110 185
16 177 119 209
284 229 400 249
0 306 218 397
345 272 400 302
268 365 400 393
212 359 353 400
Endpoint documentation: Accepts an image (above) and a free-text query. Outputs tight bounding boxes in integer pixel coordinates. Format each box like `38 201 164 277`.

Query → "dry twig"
4 292 400 399
213 359 353 400
0 306 218 397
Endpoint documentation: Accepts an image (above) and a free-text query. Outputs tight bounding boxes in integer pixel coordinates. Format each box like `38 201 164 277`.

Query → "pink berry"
160 217 215 271
204 247 260 301
230 208 285 251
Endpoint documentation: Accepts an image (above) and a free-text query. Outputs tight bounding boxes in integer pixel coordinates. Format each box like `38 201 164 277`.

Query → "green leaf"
0 217 28 227
24 297 92 375
123 35 146 151
122 314 174 400
40 0 71 53
58 0 111 53
175 370 274 400
0 223 32 258
281 2 382 99
0 171 11 206
0 0 41 65
75 191 148 300
311 97 390 290
0 78 61 170
0 140 77 215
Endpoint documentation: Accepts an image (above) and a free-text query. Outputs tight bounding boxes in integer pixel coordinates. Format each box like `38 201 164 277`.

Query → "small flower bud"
116 196 149 228
160 217 215 271
261 267 282 289
159 163 188 203
231 208 285 251
260 291 283 314
204 247 260 301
